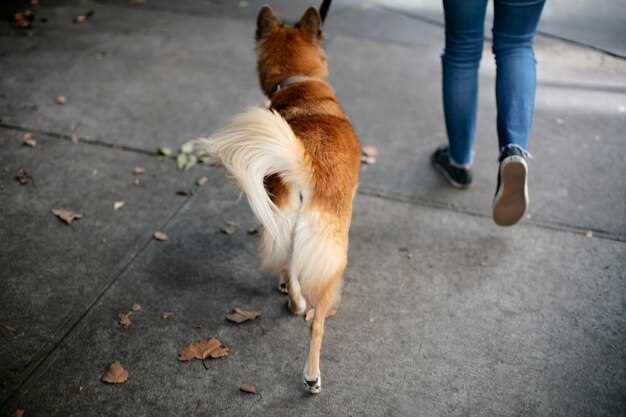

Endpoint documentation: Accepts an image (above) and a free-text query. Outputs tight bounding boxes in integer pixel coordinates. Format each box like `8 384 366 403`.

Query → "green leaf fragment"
180 142 194 154
184 155 197 170
158 147 173 157
177 153 188 170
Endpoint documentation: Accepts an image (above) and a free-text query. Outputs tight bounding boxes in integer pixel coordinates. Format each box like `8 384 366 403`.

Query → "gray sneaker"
492 146 528 226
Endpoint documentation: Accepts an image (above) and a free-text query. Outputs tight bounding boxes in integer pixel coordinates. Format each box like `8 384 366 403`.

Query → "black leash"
319 0 332 24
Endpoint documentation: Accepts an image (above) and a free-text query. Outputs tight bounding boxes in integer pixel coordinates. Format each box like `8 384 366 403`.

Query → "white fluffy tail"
192 107 309 241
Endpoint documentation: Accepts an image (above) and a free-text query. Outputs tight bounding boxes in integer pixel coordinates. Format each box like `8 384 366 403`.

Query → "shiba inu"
193 5 361 394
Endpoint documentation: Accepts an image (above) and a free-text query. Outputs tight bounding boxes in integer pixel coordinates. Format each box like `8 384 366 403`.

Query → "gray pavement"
1 1 625 416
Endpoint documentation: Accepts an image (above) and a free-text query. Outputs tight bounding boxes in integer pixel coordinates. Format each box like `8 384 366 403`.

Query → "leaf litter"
22 132 36 147
178 338 229 362
51 208 82 224
15 168 33 185
101 361 128 384
226 307 261 324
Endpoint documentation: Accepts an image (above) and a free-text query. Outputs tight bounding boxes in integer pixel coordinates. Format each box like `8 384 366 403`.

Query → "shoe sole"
492 156 528 226
432 158 471 189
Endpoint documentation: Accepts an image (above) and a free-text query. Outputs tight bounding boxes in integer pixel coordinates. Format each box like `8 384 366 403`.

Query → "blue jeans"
442 0 545 167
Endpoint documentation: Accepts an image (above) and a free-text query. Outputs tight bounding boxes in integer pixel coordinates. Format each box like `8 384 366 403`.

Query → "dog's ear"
296 7 321 39
256 6 279 40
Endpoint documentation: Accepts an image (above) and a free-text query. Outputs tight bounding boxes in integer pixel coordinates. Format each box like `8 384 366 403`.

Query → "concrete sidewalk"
1 1 624 416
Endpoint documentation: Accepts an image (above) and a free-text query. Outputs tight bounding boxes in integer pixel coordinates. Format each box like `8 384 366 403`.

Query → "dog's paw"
287 297 307 316
303 375 321 394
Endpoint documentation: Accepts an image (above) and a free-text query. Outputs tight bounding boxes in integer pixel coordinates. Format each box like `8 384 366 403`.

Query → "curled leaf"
118 311 132 328
239 383 257 394
101 361 128 384
52 208 82 224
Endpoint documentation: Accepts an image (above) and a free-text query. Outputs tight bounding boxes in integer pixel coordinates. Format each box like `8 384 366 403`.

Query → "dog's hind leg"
302 275 341 394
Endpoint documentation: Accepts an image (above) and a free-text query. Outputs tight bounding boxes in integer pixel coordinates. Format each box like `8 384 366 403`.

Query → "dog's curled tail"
192 107 310 241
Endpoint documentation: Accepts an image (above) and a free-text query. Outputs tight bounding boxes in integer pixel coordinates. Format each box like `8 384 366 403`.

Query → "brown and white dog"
194 5 361 394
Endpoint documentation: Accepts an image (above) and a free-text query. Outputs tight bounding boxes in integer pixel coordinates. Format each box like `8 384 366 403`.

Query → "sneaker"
431 146 472 189
492 146 528 226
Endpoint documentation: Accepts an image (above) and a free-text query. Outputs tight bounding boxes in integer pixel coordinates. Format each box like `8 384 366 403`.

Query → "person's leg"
493 0 545 155
441 0 488 168
491 0 545 225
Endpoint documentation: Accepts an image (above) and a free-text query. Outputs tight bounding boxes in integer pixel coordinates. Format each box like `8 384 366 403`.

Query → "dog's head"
255 6 328 97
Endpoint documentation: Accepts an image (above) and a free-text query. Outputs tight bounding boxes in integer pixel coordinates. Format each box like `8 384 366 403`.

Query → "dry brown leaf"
361 144 379 157
133 167 145 175
15 168 32 185
118 311 132 328
239 383 257 394
22 132 36 147
225 307 261 324
305 307 337 322
113 201 125 211
55 95 66 105
178 338 229 361
162 312 174 319
153 231 168 241
220 221 239 235
196 176 208 186
51 208 82 224
10 408 24 417
131 303 142 312
101 361 128 384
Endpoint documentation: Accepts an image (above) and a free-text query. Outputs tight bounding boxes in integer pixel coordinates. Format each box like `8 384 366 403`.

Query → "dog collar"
271 75 326 95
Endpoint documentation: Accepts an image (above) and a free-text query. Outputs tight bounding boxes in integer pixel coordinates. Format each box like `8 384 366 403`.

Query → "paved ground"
1 1 625 416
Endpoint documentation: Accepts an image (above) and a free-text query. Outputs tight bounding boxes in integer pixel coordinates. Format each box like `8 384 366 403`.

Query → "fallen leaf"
184 154 198 170
10 408 24 417
113 201 125 211
180 142 194 154
247 228 259 235
133 167 145 175
361 144 379 157
226 307 261 324
220 221 239 235
162 312 174 319
118 311 132 328
51 208 82 224
176 189 192 197
177 153 187 170
131 303 142 312
73 10 94 23
55 95 67 105
101 361 128 384
305 307 337 322
15 168 32 185
239 383 257 394
196 176 209 186
158 147 173 157
178 338 229 361
153 231 168 241
22 132 36 147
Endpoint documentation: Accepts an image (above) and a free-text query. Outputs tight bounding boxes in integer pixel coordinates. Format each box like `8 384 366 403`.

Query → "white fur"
192 107 310 246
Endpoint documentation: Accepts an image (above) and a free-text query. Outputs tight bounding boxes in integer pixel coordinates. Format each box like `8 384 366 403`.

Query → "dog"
193 5 361 394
